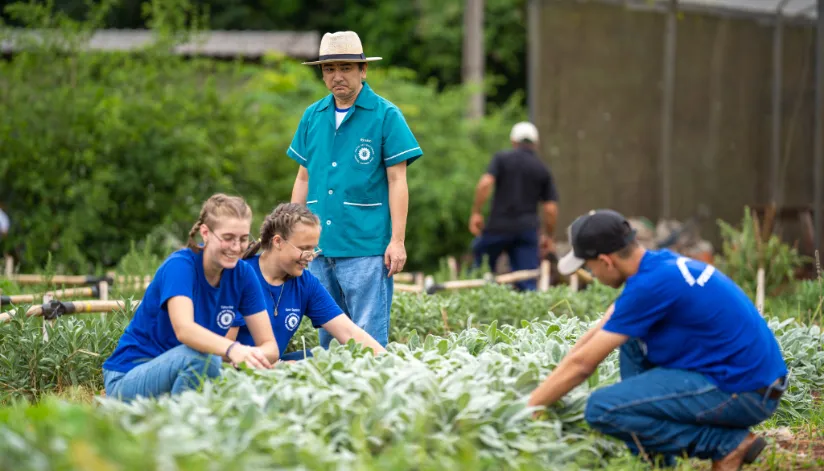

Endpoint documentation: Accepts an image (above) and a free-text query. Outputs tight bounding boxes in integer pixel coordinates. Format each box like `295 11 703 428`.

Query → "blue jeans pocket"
695 392 774 427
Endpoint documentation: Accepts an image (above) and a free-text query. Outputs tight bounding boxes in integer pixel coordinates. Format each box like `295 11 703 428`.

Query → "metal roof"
1 29 321 58
675 0 817 19
600 0 819 22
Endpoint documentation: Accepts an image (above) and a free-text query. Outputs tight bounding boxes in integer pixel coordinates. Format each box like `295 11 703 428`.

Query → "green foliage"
1 313 823 470
0 0 529 103
0 309 133 404
714 207 808 298
0 1 525 274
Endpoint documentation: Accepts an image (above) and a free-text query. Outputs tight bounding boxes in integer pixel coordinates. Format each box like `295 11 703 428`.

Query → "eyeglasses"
208 228 251 249
283 239 322 261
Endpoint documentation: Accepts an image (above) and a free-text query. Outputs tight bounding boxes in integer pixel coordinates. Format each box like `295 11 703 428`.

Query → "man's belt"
754 376 788 400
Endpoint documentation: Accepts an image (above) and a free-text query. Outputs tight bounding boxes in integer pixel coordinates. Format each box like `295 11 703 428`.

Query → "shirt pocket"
341 198 385 240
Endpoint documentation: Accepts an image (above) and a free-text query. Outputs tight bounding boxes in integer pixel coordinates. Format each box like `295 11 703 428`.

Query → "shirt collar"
317 81 377 112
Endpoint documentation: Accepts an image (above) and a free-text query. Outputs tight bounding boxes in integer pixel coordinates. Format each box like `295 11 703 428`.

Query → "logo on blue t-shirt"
285 311 301 331
217 306 236 329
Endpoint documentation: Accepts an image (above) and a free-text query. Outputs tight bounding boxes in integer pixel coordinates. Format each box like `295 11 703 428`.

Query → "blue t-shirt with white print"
603 249 788 393
103 248 267 374
232 254 343 355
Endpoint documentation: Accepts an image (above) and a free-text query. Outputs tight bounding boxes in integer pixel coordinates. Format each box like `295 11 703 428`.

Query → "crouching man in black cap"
526 209 789 470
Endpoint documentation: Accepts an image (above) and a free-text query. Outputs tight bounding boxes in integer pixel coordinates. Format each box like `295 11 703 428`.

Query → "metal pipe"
660 0 678 219
815 0 823 252
771 2 787 206
527 0 540 123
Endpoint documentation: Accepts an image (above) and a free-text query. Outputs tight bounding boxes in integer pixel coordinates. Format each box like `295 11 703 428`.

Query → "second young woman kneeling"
228 203 386 360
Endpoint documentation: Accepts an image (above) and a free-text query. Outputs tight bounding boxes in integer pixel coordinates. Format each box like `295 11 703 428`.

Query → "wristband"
225 341 239 361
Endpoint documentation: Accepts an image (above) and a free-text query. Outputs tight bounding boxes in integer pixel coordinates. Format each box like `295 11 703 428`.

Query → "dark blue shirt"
103 248 267 373
603 249 788 393
232 254 343 355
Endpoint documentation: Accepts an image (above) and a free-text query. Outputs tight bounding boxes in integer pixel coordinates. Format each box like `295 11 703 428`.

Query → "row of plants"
2 314 823 470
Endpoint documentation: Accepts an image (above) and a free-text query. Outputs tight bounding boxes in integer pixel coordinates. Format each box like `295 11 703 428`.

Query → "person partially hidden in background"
468 121 558 290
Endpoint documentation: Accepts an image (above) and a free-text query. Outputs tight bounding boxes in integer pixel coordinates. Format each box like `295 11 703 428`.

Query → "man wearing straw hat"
287 31 423 349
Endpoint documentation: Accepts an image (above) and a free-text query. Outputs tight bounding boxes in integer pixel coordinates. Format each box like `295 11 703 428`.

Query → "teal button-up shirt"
287 81 423 258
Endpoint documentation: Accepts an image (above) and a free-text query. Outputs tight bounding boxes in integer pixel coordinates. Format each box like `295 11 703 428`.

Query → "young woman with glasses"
228 203 385 361
102 193 279 402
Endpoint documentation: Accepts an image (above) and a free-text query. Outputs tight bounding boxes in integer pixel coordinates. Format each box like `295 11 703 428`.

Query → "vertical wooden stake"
415 272 425 292
42 293 52 342
756 267 766 315
447 256 459 280
4 255 12 277
539 260 550 292
570 274 579 293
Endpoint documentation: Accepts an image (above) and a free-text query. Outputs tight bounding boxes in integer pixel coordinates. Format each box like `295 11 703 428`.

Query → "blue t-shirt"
232 254 343 354
603 249 788 393
102 248 267 374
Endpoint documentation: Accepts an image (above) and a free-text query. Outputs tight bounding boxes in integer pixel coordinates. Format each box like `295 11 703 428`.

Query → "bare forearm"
260 340 280 363
348 326 387 355
528 357 593 408
291 178 308 204
542 203 558 237
568 305 614 356
178 324 235 358
472 185 491 214
388 178 408 242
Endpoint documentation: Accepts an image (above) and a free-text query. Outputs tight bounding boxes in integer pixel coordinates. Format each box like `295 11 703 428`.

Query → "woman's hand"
228 343 273 369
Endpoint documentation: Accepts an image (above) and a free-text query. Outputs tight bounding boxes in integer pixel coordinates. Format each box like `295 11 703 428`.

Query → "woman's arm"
168 296 272 369
243 310 280 363
321 315 386 355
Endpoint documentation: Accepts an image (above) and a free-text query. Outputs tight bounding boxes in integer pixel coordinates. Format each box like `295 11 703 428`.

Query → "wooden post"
98 279 109 319
415 272 425 292
447 256 459 280
539 260 550 292
570 274 579 293
756 267 766 315
41 293 52 342
4 255 12 277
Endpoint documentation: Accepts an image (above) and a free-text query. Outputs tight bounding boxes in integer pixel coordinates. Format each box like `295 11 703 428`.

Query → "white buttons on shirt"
326 220 331 225
332 162 337 167
328 190 333 195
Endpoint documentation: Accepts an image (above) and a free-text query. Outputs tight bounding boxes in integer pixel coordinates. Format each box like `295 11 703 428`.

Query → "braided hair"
243 203 320 259
187 193 253 253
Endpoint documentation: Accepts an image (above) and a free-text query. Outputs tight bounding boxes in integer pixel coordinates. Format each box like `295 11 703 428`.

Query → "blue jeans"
281 350 313 361
585 339 782 466
103 344 222 403
471 229 539 291
309 255 392 349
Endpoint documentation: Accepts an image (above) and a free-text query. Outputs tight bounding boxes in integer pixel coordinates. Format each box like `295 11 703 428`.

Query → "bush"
714 207 808 298
0 1 525 274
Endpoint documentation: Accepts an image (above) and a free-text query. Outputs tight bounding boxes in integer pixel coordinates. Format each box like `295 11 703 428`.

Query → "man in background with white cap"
526 208 788 470
468 121 558 291
287 31 423 350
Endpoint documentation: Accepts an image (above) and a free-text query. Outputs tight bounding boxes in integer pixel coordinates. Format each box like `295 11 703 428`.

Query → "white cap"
510 121 539 143
0 209 9 234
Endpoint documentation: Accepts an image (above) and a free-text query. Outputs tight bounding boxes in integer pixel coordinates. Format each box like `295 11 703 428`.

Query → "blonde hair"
243 203 320 259
186 193 253 253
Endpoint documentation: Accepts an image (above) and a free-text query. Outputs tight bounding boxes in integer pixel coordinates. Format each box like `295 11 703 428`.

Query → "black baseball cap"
557 209 637 276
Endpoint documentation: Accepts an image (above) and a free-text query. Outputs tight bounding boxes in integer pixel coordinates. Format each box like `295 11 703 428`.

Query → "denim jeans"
585 339 783 466
309 255 392 349
280 350 313 361
471 229 539 291
103 344 222 403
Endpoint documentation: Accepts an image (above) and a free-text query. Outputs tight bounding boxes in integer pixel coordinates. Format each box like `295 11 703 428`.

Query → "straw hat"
302 31 382 65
